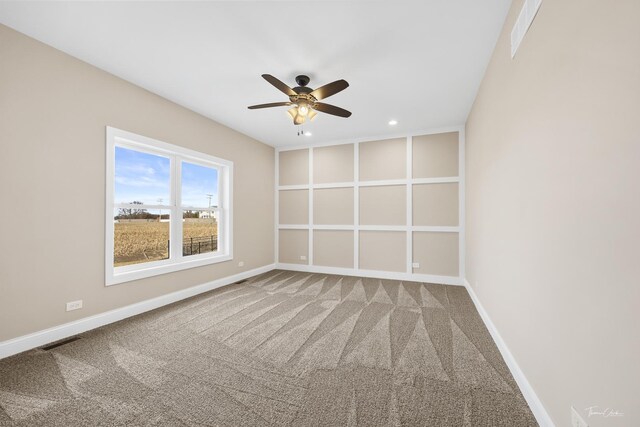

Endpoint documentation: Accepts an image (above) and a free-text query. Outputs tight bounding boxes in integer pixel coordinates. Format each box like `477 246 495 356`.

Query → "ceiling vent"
511 0 542 58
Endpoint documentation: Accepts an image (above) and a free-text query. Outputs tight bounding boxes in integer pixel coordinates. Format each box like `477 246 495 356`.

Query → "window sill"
106 253 232 286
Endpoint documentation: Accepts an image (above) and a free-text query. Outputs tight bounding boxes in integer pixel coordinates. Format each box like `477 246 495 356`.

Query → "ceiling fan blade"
310 79 349 100
314 102 352 118
262 74 296 96
248 102 292 109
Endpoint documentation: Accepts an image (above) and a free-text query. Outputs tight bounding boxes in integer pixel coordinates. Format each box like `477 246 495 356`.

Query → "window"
106 127 232 285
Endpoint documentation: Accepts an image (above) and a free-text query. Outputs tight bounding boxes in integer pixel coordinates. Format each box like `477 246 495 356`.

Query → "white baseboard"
0 264 275 360
463 279 555 427
276 263 463 286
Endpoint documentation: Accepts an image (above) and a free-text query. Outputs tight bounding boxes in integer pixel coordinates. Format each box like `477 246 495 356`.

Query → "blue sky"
115 147 218 207
181 161 218 207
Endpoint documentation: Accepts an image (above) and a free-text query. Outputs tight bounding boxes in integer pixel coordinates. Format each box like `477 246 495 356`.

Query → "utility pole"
157 198 163 222
206 194 213 219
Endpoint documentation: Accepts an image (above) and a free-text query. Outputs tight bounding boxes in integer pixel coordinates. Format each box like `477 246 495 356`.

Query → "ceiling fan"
248 74 351 125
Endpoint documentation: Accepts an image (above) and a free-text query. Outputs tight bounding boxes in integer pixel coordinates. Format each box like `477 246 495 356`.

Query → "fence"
182 235 218 256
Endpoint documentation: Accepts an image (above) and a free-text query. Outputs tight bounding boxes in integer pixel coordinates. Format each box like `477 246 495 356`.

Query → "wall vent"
41 337 81 351
511 0 542 57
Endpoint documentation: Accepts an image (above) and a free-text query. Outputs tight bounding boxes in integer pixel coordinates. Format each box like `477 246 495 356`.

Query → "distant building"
199 210 218 220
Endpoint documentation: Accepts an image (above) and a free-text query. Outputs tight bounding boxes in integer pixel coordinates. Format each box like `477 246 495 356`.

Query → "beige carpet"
0 270 537 426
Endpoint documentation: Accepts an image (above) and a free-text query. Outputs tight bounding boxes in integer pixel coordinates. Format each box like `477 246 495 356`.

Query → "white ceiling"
0 1 510 147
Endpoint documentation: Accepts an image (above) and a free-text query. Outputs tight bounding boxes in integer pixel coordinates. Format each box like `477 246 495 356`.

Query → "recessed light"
304 131 312 136
388 120 398 126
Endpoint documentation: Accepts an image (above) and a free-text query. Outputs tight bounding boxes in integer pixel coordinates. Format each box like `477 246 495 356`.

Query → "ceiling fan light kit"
248 74 351 125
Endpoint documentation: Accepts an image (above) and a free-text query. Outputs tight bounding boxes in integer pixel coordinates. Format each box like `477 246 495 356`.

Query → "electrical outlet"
571 406 588 427
412 262 420 269
66 300 83 312
300 255 307 261
238 261 245 267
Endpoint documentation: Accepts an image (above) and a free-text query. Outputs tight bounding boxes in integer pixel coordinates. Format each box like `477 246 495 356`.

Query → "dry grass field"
114 219 218 267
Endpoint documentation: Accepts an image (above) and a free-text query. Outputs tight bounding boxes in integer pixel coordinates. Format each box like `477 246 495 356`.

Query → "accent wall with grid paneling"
276 128 464 285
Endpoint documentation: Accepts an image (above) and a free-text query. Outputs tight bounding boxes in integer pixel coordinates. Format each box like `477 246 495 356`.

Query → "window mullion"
171 156 182 262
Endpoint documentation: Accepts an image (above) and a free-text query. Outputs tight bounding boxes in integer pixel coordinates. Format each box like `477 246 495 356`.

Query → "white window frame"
105 126 233 286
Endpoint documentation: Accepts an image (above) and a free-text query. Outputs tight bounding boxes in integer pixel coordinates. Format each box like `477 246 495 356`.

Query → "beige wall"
279 149 308 185
359 185 406 225
314 188 353 225
465 0 640 424
278 134 461 276
359 138 406 181
0 24 275 342
413 132 458 178
313 144 354 183
413 232 458 277
278 230 308 265
413 183 458 226
279 189 308 225
314 231 354 268
359 231 405 272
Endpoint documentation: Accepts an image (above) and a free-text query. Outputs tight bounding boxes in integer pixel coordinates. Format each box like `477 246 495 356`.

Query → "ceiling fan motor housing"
295 75 310 87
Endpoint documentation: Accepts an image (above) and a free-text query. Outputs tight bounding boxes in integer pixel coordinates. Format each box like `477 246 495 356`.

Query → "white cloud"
115 175 167 188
